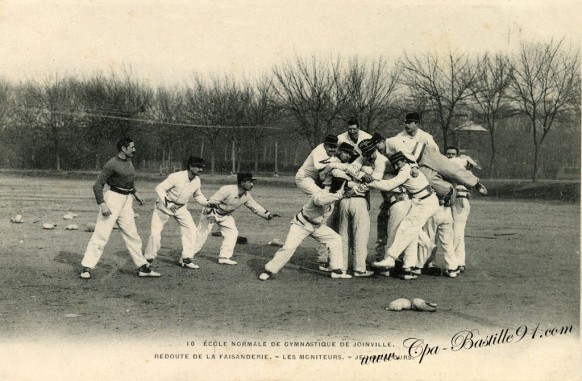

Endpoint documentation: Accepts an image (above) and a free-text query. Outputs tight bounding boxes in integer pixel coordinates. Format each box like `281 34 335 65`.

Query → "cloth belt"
410 185 434 200
165 197 185 209
438 197 452 207
213 207 231 216
387 193 409 208
296 211 320 226
109 186 133 195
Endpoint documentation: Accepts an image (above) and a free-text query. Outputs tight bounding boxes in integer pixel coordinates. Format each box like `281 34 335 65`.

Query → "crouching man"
259 178 354 280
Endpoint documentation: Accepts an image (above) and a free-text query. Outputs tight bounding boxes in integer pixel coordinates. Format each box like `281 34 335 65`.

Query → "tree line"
0 39 579 181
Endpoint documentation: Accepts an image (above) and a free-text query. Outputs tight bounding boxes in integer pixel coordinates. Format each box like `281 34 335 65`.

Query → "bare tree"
272 55 348 148
15 76 85 170
401 49 482 148
470 53 513 177
343 57 400 132
508 39 581 181
183 74 252 175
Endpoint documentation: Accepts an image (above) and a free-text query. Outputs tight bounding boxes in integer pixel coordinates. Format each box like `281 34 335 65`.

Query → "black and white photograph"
0 1 579 380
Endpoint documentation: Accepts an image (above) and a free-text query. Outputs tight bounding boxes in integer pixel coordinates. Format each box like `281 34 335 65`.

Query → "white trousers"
417 206 458 270
338 197 370 272
265 221 343 274
81 191 147 269
295 175 323 195
193 211 238 259
144 203 197 261
383 199 415 261
452 198 471 267
386 195 439 268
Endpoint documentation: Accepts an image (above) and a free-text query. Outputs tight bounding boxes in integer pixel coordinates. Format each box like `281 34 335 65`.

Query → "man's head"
347 117 360 140
358 139 377 161
388 151 408 169
404 112 421 137
323 134 339 156
445 146 459 158
371 132 386 155
237 173 256 191
187 156 205 176
117 137 136 159
337 142 357 163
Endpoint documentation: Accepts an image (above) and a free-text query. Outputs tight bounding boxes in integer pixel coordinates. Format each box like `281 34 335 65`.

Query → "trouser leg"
144 207 171 260
115 195 148 268
265 223 310 274
174 207 197 260
218 216 238 259
452 199 470 267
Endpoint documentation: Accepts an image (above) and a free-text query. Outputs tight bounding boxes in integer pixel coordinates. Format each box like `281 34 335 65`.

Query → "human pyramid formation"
79 112 486 282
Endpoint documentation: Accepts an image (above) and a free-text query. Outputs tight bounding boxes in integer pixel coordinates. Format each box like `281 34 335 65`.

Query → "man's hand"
207 202 218 209
361 174 374 183
169 204 179 213
133 192 144 206
410 166 420 178
100 203 112 217
267 213 281 221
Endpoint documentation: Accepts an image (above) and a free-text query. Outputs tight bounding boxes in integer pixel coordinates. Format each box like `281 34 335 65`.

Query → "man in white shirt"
258 178 353 280
337 117 372 156
367 151 440 280
446 146 478 273
372 116 488 196
144 156 213 269
295 134 339 195
193 173 280 265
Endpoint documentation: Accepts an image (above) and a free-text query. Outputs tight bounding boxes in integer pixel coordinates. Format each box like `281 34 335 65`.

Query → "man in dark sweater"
80 137 160 279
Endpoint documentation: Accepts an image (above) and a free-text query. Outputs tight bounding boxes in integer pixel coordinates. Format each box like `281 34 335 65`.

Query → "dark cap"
187 156 205 168
338 142 356 154
388 151 408 166
405 112 421 123
371 132 385 144
358 139 376 157
323 134 339 147
329 177 347 193
237 173 256 182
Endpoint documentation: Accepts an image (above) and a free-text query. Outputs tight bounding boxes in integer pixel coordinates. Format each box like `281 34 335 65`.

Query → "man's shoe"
399 268 418 280
138 264 161 277
218 257 237 265
411 267 422 275
80 267 91 279
318 262 332 272
372 257 396 269
353 270 374 277
146 258 153 264
179 258 200 269
445 268 459 278
379 270 391 277
258 271 272 281
458 265 466 273
475 183 488 196
331 270 352 279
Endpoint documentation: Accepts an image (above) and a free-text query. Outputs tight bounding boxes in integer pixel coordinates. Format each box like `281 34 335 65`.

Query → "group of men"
258 113 485 281
80 112 484 283
80 138 279 279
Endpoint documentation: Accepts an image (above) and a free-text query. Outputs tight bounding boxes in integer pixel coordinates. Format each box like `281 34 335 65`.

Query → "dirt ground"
0 174 579 380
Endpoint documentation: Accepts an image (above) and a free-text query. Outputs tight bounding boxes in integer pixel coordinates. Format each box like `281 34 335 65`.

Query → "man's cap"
338 142 356 154
389 151 408 166
358 139 376 157
347 117 359 126
405 112 421 123
187 156 205 168
237 173 256 182
329 177 347 193
371 132 385 144
324 134 339 147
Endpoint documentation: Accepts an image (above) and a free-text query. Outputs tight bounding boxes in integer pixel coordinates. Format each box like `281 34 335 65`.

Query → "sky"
0 0 579 86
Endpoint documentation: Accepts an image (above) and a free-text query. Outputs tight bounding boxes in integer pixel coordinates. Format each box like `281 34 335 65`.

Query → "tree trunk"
532 144 540 182
254 139 260 174
489 131 496 179
210 141 216 176
274 141 279 175
231 139 236 174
